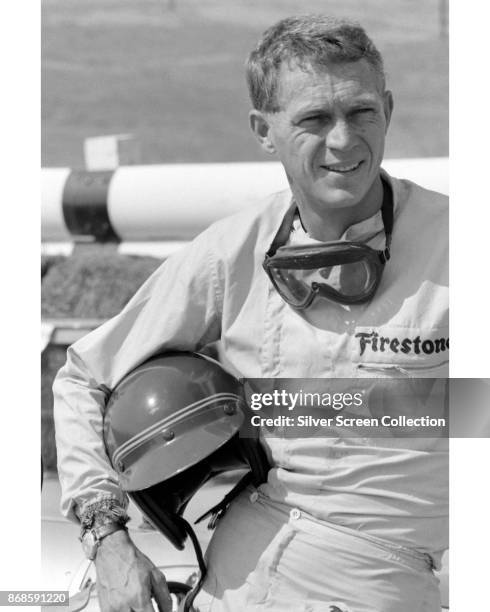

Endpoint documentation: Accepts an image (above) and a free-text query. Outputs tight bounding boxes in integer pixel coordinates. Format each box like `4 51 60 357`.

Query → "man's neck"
293 175 384 242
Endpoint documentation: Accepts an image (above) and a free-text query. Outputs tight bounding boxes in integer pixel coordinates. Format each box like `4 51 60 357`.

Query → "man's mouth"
321 160 364 173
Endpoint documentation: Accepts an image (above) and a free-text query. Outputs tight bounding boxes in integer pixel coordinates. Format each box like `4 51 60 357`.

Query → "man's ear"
383 90 394 132
249 110 276 155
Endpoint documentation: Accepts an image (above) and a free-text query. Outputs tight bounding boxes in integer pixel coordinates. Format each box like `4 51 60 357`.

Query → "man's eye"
353 108 376 116
300 115 325 125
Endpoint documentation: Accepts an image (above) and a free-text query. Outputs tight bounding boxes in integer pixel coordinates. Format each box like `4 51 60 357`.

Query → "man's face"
251 59 393 214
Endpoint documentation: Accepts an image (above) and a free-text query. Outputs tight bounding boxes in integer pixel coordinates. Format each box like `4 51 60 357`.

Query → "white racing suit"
53 170 448 612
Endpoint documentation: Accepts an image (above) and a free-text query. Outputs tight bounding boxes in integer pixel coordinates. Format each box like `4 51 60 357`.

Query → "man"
53 15 448 612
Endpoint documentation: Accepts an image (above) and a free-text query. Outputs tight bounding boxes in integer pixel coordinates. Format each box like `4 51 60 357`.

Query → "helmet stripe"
111 392 243 468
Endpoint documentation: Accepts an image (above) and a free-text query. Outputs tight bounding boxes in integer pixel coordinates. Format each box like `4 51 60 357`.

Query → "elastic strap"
380 177 394 261
194 472 252 528
180 472 255 611
265 202 298 258
178 517 207 612
265 175 394 259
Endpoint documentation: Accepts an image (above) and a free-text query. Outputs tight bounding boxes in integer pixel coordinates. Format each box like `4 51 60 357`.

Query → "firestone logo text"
355 331 449 357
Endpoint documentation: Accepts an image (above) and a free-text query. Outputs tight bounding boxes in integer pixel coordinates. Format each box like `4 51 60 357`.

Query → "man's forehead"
275 59 383 108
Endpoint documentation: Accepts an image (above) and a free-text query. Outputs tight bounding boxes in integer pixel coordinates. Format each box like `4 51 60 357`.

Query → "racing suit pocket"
356 360 449 378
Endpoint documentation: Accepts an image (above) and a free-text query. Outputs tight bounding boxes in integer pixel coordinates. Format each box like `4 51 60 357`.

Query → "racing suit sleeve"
53 229 224 523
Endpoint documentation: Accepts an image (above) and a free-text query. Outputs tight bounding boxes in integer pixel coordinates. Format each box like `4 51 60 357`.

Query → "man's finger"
150 568 173 612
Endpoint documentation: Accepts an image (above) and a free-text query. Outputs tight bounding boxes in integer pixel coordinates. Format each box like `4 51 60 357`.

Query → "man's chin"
314 188 366 210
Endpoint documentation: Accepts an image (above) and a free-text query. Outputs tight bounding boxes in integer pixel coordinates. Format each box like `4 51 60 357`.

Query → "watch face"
81 531 97 560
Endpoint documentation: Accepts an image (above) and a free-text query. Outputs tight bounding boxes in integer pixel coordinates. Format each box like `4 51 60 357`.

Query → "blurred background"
42 0 448 168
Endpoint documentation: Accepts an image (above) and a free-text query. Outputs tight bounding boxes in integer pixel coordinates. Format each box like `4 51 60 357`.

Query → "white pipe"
107 162 288 240
41 167 72 241
41 159 448 244
382 157 448 197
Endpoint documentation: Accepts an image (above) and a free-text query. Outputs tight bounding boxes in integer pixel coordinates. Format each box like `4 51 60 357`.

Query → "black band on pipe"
62 170 120 242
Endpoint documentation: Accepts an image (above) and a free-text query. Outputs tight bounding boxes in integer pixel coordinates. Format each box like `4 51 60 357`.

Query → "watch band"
80 522 127 560
93 521 126 542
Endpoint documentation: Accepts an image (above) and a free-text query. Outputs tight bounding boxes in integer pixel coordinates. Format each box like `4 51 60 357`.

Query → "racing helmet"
103 351 269 551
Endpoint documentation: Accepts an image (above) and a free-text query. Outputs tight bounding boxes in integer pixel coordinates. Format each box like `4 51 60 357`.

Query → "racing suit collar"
290 169 396 245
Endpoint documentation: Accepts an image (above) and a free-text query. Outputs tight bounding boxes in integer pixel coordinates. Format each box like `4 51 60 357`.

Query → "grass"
42 0 448 167
41 249 162 318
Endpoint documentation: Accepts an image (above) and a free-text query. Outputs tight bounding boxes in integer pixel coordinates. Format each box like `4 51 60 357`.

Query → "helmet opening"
129 435 251 549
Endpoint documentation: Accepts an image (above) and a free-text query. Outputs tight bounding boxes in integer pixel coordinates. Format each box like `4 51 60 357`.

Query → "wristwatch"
80 522 126 560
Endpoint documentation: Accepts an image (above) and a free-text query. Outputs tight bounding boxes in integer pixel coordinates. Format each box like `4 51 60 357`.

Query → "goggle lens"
270 268 313 307
268 256 379 308
316 259 374 296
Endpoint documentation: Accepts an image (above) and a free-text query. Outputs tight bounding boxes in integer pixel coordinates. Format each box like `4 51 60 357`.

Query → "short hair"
246 15 385 112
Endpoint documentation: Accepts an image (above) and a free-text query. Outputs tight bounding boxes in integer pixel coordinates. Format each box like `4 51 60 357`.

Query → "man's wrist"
97 526 131 549
80 522 128 560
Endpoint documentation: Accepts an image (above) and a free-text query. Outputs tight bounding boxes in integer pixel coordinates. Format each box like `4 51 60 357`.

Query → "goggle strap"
267 175 394 260
377 177 394 264
380 177 394 235
380 177 394 262
265 202 298 258
379 232 392 263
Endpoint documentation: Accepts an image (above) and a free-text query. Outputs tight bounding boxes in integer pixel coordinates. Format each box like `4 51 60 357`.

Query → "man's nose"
325 119 355 151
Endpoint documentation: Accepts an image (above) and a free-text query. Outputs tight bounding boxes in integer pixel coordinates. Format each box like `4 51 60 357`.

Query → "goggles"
263 178 394 309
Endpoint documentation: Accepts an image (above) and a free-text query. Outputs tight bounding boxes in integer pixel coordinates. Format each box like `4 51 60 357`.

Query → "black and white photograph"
34 1 470 610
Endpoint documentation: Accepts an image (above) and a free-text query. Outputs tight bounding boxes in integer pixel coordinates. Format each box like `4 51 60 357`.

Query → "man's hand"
95 529 173 612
